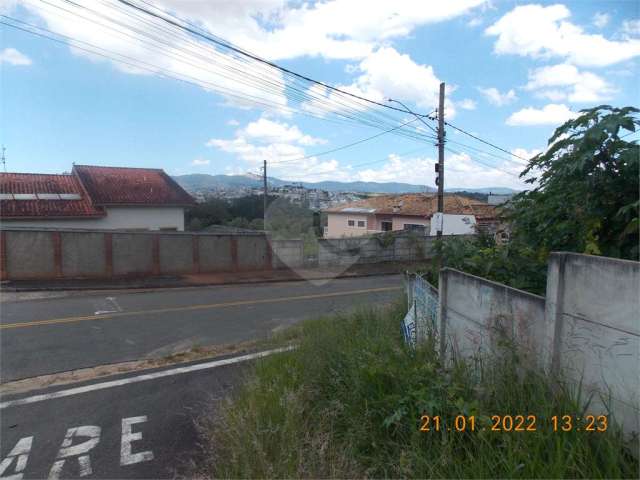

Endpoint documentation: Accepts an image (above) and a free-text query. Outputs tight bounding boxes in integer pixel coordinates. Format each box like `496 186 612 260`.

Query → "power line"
445 121 529 162
445 146 521 179
288 145 433 180
115 0 435 120
271 116 435 165
1 16 433 144
447 138 528 166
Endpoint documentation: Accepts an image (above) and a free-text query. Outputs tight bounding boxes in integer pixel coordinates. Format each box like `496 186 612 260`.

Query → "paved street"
0 275 401 479
0 355 252 479
1 275 402 382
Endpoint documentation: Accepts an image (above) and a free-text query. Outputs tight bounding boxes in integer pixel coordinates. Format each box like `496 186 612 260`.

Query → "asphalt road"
0 354 253 479
0 274 402 479
1 274 402 382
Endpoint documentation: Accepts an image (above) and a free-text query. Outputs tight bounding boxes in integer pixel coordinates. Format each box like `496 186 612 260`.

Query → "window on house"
381 221 392 231
403 224 425 233
347 220 355 227
357 220 365 227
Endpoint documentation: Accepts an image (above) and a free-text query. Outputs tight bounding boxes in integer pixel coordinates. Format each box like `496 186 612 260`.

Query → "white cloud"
242 117 326 146
511 148 542 165
506 104 577 126
467 17 483 27
592 12 610 29
16 0 291 112
206 117 342 181
303 47 453 118
621 19 640 39
458 98 477 110
0 47 32 66
191 158 210 166
156 0 486 61
227 119 240 126
355 151 528 189
16 0 484 119
486 4 640 67
477 87 517 106
524 63 616 103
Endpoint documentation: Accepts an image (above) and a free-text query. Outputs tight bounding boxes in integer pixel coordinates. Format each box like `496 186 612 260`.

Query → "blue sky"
1 0 639 189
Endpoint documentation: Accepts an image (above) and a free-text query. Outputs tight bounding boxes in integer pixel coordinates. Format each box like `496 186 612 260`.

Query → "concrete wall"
318 234 471 267
0 206 186 231
437 253 639 439
439 268 549 368
0 229 300 280
546 253 640 436
271 239 304 269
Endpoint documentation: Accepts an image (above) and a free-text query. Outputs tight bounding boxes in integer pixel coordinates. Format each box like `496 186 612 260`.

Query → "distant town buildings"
191 181 365 211
0 165 194 230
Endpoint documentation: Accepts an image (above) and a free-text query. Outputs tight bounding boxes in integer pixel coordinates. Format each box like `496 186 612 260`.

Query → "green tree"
186 198 230 229
512 105 639 260
436 105 639 294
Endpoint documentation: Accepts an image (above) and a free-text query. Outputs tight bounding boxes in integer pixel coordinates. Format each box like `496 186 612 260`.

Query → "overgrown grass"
196 302 638 479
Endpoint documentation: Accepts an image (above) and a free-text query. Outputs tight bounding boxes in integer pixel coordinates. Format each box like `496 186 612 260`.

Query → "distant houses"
322 193 500 238
0 165 194 230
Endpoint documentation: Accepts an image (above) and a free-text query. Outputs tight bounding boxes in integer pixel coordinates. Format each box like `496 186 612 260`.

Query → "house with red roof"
0 165 195 230
322 193 500 238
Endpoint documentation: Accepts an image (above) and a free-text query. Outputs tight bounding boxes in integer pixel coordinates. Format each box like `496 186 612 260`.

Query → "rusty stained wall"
0 229 303 280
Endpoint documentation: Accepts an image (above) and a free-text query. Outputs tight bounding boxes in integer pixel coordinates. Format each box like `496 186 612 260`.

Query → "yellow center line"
0 286 402 330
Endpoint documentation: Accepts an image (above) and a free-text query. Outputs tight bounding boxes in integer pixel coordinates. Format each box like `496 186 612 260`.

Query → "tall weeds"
197 301 638 479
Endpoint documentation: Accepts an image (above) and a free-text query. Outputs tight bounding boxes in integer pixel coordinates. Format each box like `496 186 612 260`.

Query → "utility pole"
262 159 267 224
1 146 6 173
436 82 445 237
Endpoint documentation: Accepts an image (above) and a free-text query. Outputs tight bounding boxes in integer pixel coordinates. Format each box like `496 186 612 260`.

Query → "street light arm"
387 98 438 135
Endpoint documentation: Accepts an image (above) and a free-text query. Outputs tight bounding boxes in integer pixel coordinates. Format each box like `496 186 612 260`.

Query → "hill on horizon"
173 173 519 195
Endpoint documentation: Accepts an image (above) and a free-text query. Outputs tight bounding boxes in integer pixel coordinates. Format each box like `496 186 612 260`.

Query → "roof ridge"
73 164 164 171
0 172 73 177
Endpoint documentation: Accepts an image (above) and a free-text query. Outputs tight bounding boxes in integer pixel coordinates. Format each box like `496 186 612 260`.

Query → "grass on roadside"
195 300 638 479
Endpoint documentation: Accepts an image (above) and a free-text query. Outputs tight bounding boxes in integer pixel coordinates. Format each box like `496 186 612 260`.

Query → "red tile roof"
72 165 195 206
0 173 105 219
324 193 498 219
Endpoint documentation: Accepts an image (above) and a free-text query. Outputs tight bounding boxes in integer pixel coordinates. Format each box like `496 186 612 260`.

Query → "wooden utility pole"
436 82 445 237
262 159 268 224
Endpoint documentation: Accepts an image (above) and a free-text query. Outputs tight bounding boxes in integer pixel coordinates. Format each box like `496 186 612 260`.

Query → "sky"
1 0 639 190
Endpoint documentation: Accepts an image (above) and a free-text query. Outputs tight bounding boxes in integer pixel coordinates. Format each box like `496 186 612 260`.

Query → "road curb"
1 270 404 294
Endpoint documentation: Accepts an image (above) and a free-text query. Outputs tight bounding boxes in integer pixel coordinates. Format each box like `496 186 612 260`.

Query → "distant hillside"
173 174 436 194
173 174 519 195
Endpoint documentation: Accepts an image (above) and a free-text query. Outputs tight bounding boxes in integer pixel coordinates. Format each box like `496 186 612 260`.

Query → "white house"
0 165 195 230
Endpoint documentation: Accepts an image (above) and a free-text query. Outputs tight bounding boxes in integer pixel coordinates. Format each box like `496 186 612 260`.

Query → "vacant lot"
196 301 638 479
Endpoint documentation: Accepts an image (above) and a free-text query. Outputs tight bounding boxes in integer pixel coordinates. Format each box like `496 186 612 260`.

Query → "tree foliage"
512 105 639 260
438 105 639 294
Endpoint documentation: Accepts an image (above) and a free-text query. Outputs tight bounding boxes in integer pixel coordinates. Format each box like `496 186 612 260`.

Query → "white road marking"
94 297 122 315
48 426 101 479
0 347 293 410
120 416 153 466
0 436 33 480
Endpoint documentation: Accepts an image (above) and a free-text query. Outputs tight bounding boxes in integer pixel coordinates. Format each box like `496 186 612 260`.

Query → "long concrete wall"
0 228 304 280
438 253 640 438
318 234 473 266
